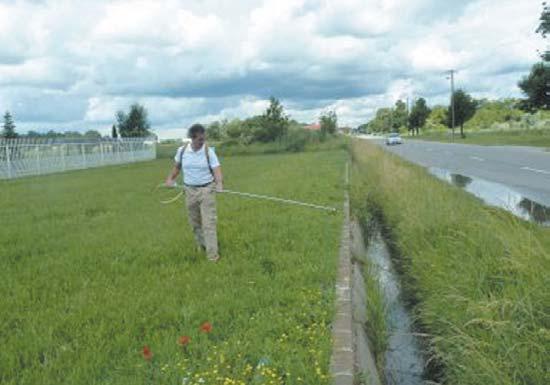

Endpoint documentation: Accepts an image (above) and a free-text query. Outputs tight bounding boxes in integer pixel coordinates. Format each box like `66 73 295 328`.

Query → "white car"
385 133 403 145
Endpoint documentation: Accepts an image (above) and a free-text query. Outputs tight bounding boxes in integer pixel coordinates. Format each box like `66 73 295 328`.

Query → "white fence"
0 137 157 180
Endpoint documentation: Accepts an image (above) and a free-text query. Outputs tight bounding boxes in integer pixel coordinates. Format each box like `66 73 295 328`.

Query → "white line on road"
521 166 550 175
470 156 485 162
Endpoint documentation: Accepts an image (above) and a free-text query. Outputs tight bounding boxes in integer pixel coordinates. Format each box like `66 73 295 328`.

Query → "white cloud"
0 2 49 63
0 58 83 89
408 37 465 72
314 0 397 37
93 0 223 49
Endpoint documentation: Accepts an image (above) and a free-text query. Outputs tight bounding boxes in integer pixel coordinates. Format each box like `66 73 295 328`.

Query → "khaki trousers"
184 184 218 259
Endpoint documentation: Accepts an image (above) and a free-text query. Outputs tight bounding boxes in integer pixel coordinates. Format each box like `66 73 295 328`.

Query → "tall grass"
350 139 550 385
362 261 388 375
351 185 389 375
0 150 346 384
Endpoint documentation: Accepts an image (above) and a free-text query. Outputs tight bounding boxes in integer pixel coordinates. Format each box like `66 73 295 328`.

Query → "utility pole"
447 69 456 141
406 96 410 136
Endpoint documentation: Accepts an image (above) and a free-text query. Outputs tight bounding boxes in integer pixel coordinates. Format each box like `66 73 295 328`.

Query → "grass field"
410 128 550 148
0 150 346 384
350 139 550 385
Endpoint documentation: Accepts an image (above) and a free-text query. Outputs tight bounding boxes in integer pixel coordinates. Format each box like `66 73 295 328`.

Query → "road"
361 136 550 206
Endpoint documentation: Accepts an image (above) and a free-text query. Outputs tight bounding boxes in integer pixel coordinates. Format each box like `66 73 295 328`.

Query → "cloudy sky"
0 0 544 138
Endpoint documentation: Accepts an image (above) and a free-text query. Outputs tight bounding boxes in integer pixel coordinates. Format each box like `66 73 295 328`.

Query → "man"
165 124 223 262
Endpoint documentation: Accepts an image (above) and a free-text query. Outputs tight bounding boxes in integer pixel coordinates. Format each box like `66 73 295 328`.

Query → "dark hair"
188 123 206 139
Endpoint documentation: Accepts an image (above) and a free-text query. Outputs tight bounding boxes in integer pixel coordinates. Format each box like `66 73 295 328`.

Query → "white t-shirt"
174 144 220 186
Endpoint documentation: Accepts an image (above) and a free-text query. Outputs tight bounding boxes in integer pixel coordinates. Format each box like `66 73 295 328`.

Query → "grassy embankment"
350 139 549 385
410 128 550 148
0 149 346 384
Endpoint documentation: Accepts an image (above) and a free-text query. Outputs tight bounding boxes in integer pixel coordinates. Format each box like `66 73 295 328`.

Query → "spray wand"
156 183 338 213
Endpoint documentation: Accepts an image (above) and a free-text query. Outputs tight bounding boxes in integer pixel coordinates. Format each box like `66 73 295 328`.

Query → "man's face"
192 132 205 147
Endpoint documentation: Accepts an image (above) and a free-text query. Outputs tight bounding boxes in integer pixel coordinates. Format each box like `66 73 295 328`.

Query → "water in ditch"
429 167 550 226
363 230 426 385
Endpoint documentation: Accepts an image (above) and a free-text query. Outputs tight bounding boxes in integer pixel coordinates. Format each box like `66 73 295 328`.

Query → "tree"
62 131 82 138
425 105 448 131
115 111 127 134
225 118 244 140
44 130 60 138
84 130 102 139
518 3 550 110
408 98 431 135
244 115 264 143
26 130 42 138
518 63 550 111
537 2 550 39
448 89 477 138
258 97 289 142
319 110 337 138
2 111 17 138
223 118 255 144
111 124 118 139
392 99 408 131
368 108 393 133
465 99 523 129
356 123 369 133
538 2 550 60
206 121 223 141
116 103 151 137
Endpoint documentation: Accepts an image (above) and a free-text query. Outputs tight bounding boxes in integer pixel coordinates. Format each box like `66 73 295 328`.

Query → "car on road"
385 132 403 145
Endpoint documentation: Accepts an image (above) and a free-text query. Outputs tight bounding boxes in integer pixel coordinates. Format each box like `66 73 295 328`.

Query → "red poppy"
178 335 191 346
200 321 212 333
142 345 153 361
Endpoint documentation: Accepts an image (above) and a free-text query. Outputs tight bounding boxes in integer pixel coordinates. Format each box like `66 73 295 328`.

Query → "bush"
216 131 346 157
285 128 308 152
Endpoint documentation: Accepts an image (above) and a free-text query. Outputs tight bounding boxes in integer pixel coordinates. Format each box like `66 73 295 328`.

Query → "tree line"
1 97 337 146
0 103 153 140
205 97 338 147
359 91 478 138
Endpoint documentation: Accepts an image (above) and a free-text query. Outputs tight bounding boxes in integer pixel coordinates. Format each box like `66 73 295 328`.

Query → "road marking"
521 166 550 175
470 156 485 162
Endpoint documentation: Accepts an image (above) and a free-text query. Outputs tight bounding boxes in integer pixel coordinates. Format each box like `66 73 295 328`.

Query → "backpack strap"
179 142 213 176
204 143 213 176
178 143 188 169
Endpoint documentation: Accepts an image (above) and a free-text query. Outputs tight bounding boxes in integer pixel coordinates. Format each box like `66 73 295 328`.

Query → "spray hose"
155 183 338 213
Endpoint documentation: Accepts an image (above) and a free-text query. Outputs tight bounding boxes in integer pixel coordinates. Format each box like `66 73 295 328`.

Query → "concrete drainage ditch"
330 190 428 385
351 221 427 385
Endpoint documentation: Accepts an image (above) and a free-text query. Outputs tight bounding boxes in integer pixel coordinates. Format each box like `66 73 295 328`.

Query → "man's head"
188 123 206 148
